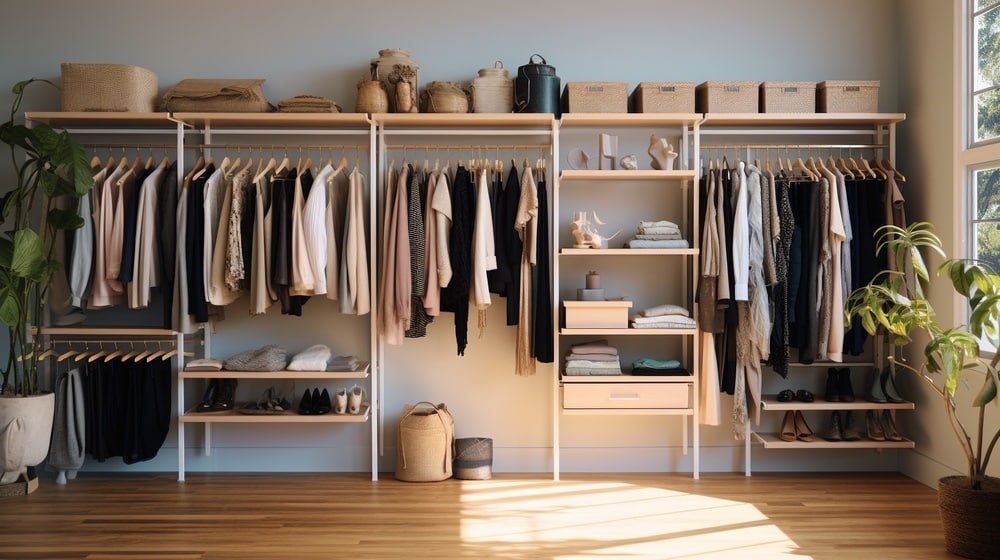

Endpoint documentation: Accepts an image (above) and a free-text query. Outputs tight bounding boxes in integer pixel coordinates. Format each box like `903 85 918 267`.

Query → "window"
974 1 1000 144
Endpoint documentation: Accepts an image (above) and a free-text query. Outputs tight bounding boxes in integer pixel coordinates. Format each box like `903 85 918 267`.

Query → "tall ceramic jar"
371 48 420 113
471 61 513 113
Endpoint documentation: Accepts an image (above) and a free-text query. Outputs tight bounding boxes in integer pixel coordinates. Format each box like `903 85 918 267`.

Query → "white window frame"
960 0 1000 355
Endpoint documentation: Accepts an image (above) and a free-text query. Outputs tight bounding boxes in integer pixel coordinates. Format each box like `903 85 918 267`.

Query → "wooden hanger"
90 155 102 169
103 344 124 362
793 157 816 180
253 157 278 183
132 347 153 362
860 155 883 179
36 346 56 361
88 344 109 362
275 155 290 175
184 155 206 184
836 156 854 179
57 348 79 362
145 347 167 362
119 344 141 362
144 153 155 169
848 156 866 179
882 159 906 182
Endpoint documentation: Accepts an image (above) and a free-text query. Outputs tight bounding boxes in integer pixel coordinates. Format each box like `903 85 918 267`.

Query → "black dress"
440 166 475 355
531 170 553 363
186 166 213 323
159 162 178 325
499 166 522 324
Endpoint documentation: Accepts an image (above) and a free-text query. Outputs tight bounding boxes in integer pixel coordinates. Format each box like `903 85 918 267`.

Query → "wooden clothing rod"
186 143 369 150
385 144 550 150
701 143 889 149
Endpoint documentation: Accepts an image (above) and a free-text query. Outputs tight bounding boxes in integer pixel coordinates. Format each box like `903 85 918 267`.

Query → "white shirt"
431 169 453 287
471 168 498 310
732 161 750 301
303 164 334 295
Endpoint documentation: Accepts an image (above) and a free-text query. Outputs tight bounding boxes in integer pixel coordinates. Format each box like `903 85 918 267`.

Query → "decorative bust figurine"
648 134 678 171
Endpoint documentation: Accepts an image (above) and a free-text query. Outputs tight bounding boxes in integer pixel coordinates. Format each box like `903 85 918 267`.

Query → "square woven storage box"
696 81 759 113
61 63 158 112
562 82 629 113
630 82 696 113
760 81 816 113
564 300 632 329
818 80 880 113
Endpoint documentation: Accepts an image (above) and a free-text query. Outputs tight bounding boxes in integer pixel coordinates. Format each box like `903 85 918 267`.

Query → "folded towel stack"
626 220 688 248
630 304 696 329
631 358 690 376
564 340 622 375
277 95 343 113
329 355 361 371
287 344 333 371
186 359 224 372
223 344 288 371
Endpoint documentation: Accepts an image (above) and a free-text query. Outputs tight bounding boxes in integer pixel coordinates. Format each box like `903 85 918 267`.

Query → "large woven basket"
60 63 158 112
422 82 469 113
562 82 628 113
818 80 879 113
760 81 816 113
696 81 759 113
453 437 493 480
356 79 388 113
939 476 1000 559
630 82 695 113
395 402 454 482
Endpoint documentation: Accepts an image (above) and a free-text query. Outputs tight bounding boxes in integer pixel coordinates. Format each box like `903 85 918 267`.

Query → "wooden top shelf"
25 112 174 127
181 404 370 423
172 112 371 128
562 374 695 383
562 408 694 416
374 113 554 128
560 328 697 336
560 169 695 181
560 248 698 256
181 362 370 379
701 113 906 126
560 113 702 127
34 327 181 336
760 396 914 411
752 432 914 449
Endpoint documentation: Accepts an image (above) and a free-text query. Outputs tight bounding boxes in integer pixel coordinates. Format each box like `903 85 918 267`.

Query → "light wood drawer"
563 383 688 409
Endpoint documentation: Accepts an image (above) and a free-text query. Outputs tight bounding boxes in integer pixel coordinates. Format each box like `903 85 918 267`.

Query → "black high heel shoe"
315 389 332 415
196 379 219 412
211 379 237 411
298 388 315 415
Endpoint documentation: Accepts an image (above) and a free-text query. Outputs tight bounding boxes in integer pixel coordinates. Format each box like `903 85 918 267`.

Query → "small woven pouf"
453 437 493 480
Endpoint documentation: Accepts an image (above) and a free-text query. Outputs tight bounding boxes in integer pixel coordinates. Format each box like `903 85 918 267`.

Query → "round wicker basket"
422 81 469 114
938 475 1000 559
356 79 388 113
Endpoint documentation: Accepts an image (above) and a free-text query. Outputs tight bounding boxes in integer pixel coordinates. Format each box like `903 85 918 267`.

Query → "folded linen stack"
631 358 689 376
185 359 224 372
564 340 622 376
630 303 696 329
277 95 343 113
287 344 333 371
626 220 689 249
329 355 361 372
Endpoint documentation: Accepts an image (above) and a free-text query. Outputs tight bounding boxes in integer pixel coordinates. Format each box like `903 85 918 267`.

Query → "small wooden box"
562 82 629 113
564 300 632 329
696 81 759 113
818 80 880 113
630 82 696 113
760 81 816 113
563 382 689 409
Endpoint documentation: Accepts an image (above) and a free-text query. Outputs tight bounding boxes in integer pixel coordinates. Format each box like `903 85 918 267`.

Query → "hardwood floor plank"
0 473 947 559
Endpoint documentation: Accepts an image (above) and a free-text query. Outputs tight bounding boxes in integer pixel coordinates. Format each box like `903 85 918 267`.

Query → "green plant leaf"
10 228 45 279
28 125 63 155
46 207 83 231
0 122 31 150
0 236 11 268
974 375 997 407
0 289 19 327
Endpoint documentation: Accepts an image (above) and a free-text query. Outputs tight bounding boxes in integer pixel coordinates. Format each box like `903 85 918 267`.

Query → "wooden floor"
0 473 947 559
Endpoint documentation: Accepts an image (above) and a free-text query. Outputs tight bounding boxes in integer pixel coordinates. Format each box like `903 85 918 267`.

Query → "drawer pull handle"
609 393 641 400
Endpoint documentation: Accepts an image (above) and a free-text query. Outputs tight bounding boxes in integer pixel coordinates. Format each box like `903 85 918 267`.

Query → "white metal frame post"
551 118 561 481
691 119 701 480
368 116 379 481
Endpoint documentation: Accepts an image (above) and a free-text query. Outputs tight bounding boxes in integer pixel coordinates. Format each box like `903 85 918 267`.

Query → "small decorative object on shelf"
568 147 591 170
356 71 389 113
422 81 470 113
578 270 605 301
620 154 638 170
472 61 513 113
648 134 678 170
570 211 620 250
599 133 619 170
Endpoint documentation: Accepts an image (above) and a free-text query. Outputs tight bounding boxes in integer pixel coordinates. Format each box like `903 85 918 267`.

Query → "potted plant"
0 79 93 491
847 222 1000 559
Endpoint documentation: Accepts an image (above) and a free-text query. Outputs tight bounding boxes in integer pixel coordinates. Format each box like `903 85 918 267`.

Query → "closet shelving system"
26 110 910 480
695 112 916 475
554 113 703 480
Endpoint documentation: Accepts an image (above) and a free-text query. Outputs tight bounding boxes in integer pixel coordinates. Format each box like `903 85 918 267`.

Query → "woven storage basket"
453 437 493 480
356 79 389 113
472 62 513 113
422 81 470 114
696 81 759 113
163 79 271 112
938 476 1000 559
760 81 816 113
395 402 454 482
60 63 157 112
818 80 879 113
563 82 628 113
630 82 695 113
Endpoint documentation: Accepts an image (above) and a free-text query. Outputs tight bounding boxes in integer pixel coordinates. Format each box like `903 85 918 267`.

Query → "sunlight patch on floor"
459 480 807 559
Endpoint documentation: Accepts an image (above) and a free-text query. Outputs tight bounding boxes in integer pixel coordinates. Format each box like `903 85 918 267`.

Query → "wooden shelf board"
786 361 876 368
560 248 698 256
760 396 915 411
25 112 174 127
563 301 633 308
560 113 703 127
562 375 695 383
562 407 694 416
181 404 370 423
752 432 914 449
702 112 906 126
560 328 697 336
181 362 370 380
559 169 696 181
373 113 554 127
35 327 180 336
172 112 371 128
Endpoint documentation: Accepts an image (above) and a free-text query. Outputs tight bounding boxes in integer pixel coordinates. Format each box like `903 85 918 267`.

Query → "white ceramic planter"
0 392 54 485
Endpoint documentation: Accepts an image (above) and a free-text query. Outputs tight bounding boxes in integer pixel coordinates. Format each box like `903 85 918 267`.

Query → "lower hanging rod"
701 143 888 149
185 142 369 150
385 143 550 150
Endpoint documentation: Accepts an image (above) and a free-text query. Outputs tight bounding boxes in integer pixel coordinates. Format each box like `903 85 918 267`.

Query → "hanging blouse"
514 165 538 376
340 166 370 315
471 168 497 333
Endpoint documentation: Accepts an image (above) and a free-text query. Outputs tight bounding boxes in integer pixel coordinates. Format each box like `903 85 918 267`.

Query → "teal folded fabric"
633 358 681 370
